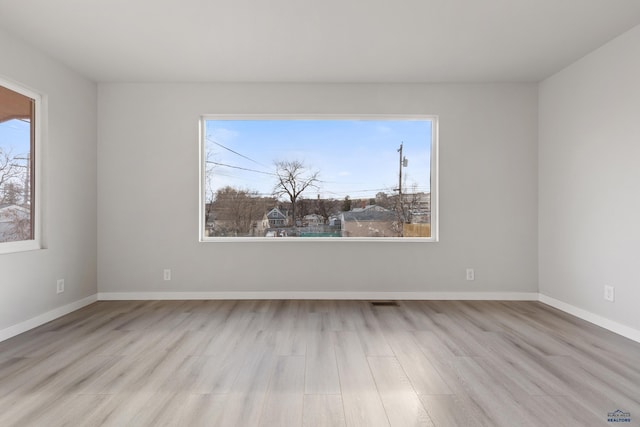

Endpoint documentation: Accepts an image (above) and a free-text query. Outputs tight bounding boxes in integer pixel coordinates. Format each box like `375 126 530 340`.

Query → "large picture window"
0 79 40 253
200 115 438 241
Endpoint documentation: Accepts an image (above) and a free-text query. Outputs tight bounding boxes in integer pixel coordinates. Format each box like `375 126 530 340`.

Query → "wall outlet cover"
466 268 475 281
604 285 615 302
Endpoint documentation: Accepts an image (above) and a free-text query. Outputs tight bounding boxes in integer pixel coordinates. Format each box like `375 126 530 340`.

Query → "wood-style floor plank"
367 356 434 426
178 394 228 427
452 356 537 426
383 330 452 395
259 355 305 426
418 394 487 427
302 394 346 427
0 300 639 426
304 330 341 394
216 330 278 427
334 331 390 427
356 304 394 356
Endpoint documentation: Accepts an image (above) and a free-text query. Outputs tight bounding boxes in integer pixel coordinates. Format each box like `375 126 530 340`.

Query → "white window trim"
0 76 44 255
199 114 438 243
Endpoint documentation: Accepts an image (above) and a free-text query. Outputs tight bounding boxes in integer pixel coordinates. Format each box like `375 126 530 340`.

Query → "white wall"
98 83 538 295
539 25 640 330
0 29 98 333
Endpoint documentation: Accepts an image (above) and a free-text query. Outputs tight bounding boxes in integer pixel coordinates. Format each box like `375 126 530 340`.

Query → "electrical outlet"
604 285 614 302
466 268 475 281
163 269 171 281
56 279 65 294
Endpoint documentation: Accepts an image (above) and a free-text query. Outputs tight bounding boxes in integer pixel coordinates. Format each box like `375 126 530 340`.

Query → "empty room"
1 1 639 425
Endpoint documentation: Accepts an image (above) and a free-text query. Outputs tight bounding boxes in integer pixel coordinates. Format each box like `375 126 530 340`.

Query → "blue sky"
0 118 31 159
204 119 432 201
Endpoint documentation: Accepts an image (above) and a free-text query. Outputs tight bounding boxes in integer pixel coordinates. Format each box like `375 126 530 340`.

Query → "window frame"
199 114 439 243
0 76 43 255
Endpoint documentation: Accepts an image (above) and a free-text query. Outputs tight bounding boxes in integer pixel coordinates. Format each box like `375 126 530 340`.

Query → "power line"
206 161 429 197
224 187 430 199
206 137 265 166
206 161 276 176
322 188 390 196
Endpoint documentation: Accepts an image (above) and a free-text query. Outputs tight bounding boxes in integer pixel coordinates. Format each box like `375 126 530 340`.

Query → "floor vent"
370 301 399 307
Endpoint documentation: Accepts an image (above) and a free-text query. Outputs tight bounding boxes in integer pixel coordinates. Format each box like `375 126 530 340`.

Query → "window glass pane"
0 85 35 243
202 118 434 239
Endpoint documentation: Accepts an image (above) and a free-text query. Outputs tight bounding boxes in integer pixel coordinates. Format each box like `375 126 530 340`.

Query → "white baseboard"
539 294 640 344
97 291 539 301
0 294 98 343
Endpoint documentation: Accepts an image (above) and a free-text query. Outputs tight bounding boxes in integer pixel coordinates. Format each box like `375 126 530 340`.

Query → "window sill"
199 237 437 243
0 240 43 255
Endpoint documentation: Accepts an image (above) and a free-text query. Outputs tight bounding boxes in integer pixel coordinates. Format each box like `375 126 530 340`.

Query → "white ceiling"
0 0 639 83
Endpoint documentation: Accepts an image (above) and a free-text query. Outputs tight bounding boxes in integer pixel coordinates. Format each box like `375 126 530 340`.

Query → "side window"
0 79 40 252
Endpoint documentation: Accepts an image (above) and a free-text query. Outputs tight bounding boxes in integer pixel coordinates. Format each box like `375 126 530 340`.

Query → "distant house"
340 205 399 237
350 205 388 213
328 215 341 227
303 213 324 226
262 207 288 230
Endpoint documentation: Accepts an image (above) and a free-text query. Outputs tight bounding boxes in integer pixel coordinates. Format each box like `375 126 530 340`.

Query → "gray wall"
539 25 640 330
0 29 98 331
97 83 538 295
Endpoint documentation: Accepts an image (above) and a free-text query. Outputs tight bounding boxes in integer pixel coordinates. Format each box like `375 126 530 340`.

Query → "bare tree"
296 197 311 225
342 196 351 212
273 160 319 228
375 191 393 210
314 197 339 223
2 182 21 205
2 206 30 241
0 148 23 204
390 183 421 236
203 151 217 235
211 186 274 236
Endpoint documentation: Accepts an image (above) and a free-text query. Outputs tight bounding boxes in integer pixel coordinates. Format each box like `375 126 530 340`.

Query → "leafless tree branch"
273 160 320 227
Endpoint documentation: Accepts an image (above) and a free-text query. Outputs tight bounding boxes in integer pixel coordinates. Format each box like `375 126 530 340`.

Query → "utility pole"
398 143 403 196
395 143 409 228
396 143 408 195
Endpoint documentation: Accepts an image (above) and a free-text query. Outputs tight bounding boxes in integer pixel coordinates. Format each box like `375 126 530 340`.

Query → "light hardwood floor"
1 300 639 426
